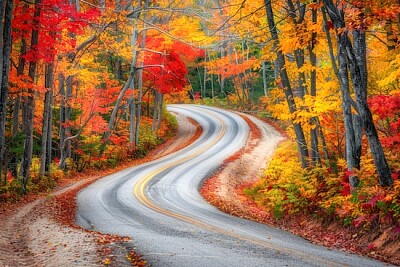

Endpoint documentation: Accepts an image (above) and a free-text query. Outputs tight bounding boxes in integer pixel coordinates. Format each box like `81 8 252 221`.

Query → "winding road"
76 105 390 267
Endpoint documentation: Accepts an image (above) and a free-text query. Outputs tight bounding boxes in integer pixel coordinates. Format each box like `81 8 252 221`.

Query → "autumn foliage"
0 0 206 200
1 0 400 260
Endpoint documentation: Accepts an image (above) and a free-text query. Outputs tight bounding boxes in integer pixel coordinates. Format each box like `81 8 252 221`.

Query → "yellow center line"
132 109 343 267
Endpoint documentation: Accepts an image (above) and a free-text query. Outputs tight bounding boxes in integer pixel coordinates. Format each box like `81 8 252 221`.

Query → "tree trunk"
135 70 143 145
152 90 159 132
105 2 142 145
264 0 309 168
20 0 41 192
129 68 136 147
129 94 136 146
9 37 27 179
135 3 148 146
219 46 226 96
58 74 74 170
352 29 393 186
323 0 393 186
157 93 163 131
40 63 54 178
262 60 268 96
0 0 13 183
58 73 66 167
114 58 122 80
338 43 360 187
65 76 72 159
0 0 4 78
309 4 320 166
45 93 53 174
322 4 360 185
317 119 331 162
294 49 306 98
286 0 306 98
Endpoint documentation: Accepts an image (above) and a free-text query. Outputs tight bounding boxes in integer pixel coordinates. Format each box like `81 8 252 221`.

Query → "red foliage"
12 0 100 63
171 41 205 62
142 37 203 94
340 182 351 196
369 94 400 153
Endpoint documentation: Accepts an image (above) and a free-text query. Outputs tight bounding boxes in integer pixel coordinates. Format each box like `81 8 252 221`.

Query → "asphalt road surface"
77 105 391 267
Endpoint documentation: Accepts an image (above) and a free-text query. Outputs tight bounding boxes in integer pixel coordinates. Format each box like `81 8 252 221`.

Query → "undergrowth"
245 140 400 232
0 112 178 203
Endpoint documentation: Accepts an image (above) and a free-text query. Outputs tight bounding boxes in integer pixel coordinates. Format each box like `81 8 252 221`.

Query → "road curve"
76 105 390 267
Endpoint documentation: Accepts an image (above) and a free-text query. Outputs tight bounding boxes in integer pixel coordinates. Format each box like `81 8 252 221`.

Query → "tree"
264 0 310 168
0 0 13 183
19 0 41 192
323 0 393 186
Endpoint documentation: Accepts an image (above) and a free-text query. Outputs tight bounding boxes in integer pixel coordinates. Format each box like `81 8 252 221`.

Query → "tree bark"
0 0 13 183
20 0 40 192
40 63 54 178
58 74 67 170
352 29 392 186
129 93 136 146
157 93 163 131
264 0 309 168
59 112 94 168
105 2 141 145
152 90 159 132
323 0 393 186
309 3 320 166
135 1 148 146
262 60 268 96
0 0 4 77
338 43 360 187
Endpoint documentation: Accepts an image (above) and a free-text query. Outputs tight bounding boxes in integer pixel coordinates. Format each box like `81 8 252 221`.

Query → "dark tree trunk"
338 42 360 187
40 63 54 178
8 37 27 179
352 29 393 186
152 90 159 132
322 4 360 187
157 93 163 131
309 3 320 166
129 93 136 146
0 0 13 183
264 0 309 168
65 76 72 159
0 0 5 75
323 0 393 186
58 74 66 170
286 0 307 98
135 10 148 146
114 58 122 80
58 74 74 170
20 0 41 192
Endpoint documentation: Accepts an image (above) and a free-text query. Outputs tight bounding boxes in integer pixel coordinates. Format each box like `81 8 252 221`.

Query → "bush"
245 140 400 230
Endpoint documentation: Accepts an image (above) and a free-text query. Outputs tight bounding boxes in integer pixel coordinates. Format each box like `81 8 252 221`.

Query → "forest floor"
0 111 399 266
